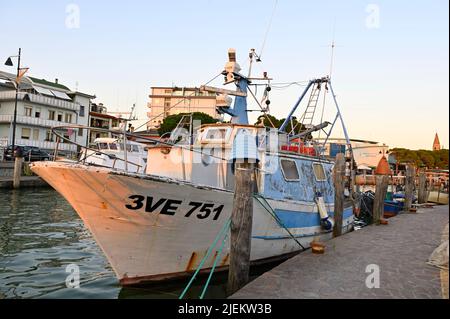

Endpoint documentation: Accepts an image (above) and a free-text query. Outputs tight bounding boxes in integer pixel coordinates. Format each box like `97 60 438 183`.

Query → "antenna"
328 18 337 79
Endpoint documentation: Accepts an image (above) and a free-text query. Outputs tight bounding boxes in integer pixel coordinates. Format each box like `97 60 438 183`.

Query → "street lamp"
4 48 22 157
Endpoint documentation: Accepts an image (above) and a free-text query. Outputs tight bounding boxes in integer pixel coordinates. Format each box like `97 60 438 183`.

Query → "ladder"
299 83 322 129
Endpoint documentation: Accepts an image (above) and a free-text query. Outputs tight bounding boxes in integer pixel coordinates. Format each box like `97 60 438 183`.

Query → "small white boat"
80 137 147 173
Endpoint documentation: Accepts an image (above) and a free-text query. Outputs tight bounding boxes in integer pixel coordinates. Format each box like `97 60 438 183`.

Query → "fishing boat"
31 49 355 285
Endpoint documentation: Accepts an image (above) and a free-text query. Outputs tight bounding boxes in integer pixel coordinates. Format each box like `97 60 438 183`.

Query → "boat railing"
51 124 148 173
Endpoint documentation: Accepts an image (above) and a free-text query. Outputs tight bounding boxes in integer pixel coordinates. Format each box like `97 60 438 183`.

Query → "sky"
1 0 448 150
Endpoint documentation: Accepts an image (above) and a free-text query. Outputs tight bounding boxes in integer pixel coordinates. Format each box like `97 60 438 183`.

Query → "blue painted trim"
273 207 353 228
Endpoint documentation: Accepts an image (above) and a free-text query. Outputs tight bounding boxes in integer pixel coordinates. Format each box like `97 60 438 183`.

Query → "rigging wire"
259 0 278 60
318 21 337 139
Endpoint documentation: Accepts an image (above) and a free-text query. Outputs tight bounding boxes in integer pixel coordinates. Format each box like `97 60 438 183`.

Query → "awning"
357 164 373 171
33 85 54 97
50 89 72 100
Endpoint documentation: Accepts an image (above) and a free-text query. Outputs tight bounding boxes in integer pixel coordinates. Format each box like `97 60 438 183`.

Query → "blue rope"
179 218 231 299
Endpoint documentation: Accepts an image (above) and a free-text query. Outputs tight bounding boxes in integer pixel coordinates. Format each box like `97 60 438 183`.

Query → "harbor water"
0 187 281 299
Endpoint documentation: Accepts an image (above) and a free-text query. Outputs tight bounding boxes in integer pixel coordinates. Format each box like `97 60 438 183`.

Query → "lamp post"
4 48 22 158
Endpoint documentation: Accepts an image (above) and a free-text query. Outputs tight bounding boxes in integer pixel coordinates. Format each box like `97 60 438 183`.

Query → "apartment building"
0 71 94 155
147 86 222 129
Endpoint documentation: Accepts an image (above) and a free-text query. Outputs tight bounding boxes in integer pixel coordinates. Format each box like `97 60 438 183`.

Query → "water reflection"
0 188 119 299
0 188 283 299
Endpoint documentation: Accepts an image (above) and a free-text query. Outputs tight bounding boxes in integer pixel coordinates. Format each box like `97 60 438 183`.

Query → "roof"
151 86 201 90
90 111 120 120
133 128 159 135
67 91 96 99
28 77 70 91
199 123 264 129
434 133 440 145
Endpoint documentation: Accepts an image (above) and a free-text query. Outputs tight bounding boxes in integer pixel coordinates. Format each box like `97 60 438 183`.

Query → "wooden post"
227 161 255 295
333 153 345 237
373 175 389 224
418 171 427 204
13 156 23 189
404 164 415 211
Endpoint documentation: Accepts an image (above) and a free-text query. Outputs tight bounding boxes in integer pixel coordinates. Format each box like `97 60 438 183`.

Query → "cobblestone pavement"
231 205 449 299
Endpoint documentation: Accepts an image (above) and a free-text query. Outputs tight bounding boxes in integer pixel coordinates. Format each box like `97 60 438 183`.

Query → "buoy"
375 155 391 175
315 192 334 231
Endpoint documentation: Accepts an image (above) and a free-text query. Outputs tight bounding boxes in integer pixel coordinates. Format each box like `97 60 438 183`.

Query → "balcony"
0 91 80 112
15 138 77 152
0 114 71 128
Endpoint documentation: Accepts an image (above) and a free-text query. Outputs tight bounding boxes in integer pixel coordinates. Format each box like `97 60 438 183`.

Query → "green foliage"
255 115 311 138
390 148 449 169
157 112 218 136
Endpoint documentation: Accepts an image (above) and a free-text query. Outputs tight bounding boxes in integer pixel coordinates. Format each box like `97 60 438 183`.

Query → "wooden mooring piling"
227 161 255 296
13 156 23 189
333 153 345 237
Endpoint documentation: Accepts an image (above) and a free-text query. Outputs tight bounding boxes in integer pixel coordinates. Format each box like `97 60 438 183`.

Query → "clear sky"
1 0 448 150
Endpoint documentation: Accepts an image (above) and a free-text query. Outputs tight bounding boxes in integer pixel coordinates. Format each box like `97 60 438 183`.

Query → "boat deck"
230 205 449 299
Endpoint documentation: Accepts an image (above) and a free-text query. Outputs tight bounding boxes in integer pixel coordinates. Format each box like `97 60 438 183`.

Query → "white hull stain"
31 162 353 285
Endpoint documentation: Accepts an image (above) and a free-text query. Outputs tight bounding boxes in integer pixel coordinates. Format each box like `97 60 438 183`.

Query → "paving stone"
230 205 449 299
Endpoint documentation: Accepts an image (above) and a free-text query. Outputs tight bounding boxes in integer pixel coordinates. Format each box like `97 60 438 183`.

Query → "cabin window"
98 143 109 150
202 127 231 143
132 145 139 152
312 163 327 181
109 143 118 150
119 144 132 152
280 159 300 181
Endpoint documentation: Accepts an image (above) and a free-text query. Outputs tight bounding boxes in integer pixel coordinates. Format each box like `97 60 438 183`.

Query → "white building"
0 71 95 156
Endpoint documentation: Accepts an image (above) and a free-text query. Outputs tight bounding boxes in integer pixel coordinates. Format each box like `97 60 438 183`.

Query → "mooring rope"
179 218 231 299
199 229 229 299
253 194 306 250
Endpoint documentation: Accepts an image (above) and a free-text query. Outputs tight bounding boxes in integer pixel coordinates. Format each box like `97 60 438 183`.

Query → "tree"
255 115 309 135
157 112 218 136
390 147 449 169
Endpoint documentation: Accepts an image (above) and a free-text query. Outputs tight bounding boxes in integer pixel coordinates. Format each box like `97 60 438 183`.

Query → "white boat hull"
31 161 353 285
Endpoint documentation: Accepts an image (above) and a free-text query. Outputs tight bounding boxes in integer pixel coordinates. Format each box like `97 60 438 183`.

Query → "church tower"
433 133 441 151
